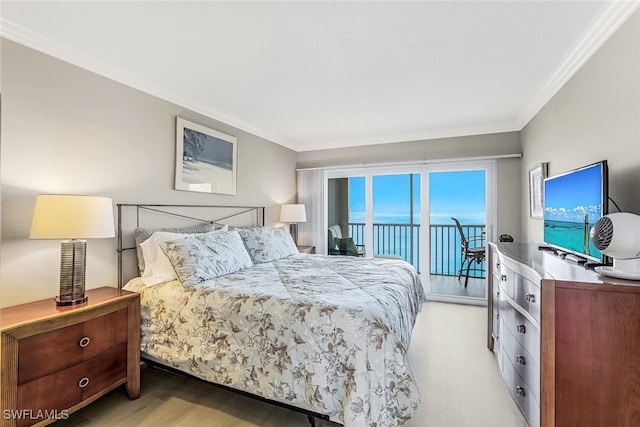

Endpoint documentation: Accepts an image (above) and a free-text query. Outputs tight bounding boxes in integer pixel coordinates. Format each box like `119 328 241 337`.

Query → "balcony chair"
328 224 365 257
451 217 486 287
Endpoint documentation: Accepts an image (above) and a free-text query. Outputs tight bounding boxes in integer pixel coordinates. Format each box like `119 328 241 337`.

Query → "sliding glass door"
424 161 495 304
327 166 420 267
327 161 495 305
371 173 420 269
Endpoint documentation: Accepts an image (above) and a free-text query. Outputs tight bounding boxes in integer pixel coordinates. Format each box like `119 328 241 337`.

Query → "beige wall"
0 39 297 307
298 131 523 241
521 10 640 243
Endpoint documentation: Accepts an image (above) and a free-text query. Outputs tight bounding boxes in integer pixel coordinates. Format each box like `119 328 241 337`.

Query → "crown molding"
516 1 640 130
294 122 521 152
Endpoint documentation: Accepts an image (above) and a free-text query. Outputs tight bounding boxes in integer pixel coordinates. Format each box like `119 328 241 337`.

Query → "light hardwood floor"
60 302 527 427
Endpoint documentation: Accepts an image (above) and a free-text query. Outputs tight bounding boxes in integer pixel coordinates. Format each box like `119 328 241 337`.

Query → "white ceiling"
1 1 638 152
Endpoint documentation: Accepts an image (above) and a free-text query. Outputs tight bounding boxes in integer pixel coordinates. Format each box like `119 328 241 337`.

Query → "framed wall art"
175 117 237 195
529 162 548 219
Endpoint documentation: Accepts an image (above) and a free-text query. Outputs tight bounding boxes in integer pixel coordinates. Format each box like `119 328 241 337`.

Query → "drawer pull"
79 336 91 348
496 262 500 268
516 355 526 365
78 377 90 388
516 324 526 334
516 386 526 397
501 274 507 281
526 293 536 303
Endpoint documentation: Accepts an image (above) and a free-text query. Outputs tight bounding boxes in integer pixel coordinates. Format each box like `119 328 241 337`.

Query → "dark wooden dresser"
488 243 640 427
0 287 140 427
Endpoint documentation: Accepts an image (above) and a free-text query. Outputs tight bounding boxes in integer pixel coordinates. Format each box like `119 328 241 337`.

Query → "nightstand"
297 245 316 254
0 287 140 427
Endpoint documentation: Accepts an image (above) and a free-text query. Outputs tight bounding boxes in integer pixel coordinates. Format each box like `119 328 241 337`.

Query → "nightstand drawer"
18 308 128 385
17 343 127 426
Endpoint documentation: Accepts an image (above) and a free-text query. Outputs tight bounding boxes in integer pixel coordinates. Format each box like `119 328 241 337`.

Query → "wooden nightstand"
297 245 316 254
0 287 140 427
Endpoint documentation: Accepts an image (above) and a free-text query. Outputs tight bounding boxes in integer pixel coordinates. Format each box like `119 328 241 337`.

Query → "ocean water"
348 212 485 225
544 220 602 259
346 212 486 275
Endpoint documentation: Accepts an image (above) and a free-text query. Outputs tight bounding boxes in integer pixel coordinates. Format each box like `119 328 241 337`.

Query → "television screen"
543 161 608 262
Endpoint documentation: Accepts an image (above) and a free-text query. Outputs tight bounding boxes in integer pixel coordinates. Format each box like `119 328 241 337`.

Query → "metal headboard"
116 204 265 288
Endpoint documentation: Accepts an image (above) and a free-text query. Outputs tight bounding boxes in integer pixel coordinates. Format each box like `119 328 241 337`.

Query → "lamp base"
289 223 299 246
57 239 88 306
56 295 89 306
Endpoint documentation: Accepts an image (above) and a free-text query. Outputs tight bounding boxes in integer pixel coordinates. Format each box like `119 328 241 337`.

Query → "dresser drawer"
490 245 501 273
491 273 501 341
499 294 540 359
502 353 540 427
17 343 127 426
511 273 540 324
18 308 128 384
501 321 540 402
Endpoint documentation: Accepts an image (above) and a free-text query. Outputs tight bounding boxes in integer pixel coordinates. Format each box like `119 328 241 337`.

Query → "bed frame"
115 204 331 426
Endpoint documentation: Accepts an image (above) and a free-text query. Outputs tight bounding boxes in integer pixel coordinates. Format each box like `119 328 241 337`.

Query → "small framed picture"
175 117 237 195
529 162 548 219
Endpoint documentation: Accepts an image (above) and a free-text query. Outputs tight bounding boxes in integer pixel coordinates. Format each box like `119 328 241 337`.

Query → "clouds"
544 204 602 223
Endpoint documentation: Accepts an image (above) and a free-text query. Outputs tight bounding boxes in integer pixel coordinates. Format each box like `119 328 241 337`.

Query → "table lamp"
30 195 115 305
280 204 307 245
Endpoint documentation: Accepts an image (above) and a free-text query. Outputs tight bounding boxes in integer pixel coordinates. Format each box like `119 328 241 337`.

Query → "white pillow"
140 232 187 287
140 225 229 287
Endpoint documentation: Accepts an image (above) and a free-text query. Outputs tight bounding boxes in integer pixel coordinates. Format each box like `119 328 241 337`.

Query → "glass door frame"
421 160 496 306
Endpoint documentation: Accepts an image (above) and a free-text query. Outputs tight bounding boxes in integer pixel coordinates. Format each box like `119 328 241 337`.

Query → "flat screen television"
543 160 608 263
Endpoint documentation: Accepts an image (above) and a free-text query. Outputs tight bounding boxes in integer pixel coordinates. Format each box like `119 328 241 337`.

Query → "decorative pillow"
134 223 221 273
238 226 298 263
160 230 253 287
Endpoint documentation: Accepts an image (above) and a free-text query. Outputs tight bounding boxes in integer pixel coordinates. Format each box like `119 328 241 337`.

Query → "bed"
118 204 426 426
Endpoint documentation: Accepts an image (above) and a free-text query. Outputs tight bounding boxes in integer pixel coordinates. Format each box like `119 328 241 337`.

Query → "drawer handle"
516 386 526 397
516 355 526 365
526 293 536 303
78 377 90 388
516 324 526 334
79 336 91 348
501 274 507 281
496 263 500 268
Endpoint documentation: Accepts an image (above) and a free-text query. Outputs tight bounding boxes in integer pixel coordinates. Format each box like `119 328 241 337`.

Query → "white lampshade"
30 195 115 239
280 204 307 223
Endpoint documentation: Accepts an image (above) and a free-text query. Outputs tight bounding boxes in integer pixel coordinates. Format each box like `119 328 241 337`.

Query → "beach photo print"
175 117 237 195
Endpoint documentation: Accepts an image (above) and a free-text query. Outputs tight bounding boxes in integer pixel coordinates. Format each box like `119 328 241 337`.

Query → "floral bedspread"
124 254 426 426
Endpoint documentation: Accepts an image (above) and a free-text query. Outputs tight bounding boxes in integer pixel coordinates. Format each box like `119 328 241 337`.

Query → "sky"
348 171 486 224
544 162 605 223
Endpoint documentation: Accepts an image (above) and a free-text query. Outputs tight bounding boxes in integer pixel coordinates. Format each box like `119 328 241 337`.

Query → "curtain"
297 169 327 254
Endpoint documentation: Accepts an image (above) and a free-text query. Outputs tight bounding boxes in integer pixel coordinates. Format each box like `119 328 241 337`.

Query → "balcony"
348 222 486 280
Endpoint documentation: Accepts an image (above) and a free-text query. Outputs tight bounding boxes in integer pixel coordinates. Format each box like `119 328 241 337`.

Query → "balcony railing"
347 222 486 278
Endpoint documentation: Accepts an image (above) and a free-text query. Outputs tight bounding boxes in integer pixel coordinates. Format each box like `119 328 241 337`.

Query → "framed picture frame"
529 162 548 219
175 117 237 195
